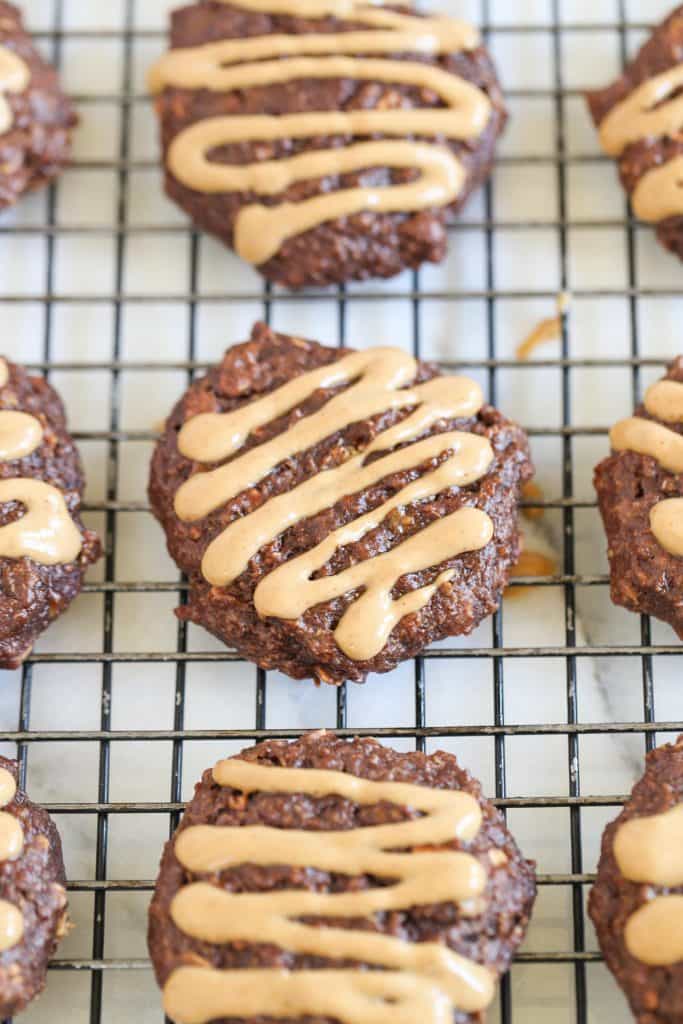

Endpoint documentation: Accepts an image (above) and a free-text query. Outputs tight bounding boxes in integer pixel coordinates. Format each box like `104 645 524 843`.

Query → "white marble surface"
0 0 680 1021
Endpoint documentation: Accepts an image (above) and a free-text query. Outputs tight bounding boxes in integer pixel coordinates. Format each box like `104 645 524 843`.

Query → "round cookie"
0 2 77 209
589 735 683 1024
0 357 101 669
149 322 533 685
594 357 683 638
586 6 683 262
148 732 537 1024
148 0 507 289
0 755 68 1017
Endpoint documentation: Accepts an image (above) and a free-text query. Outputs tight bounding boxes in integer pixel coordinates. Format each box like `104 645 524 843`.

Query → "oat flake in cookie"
148 733 537 1024
0 2 77 209
148 0 506 289
590 735 683 1023
587 5 683 262
149 323 532 685
594 357 683 638
0 756 68 1016
0 357 101 669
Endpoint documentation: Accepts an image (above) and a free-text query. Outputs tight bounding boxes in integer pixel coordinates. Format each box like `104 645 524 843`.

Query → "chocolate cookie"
589 735 683 1024
0 1 77 209
586 6 683 261
148 732 537 1024
0 357 101 669
594 358 683 637
0 756 68 1017
149 322 532 685
148 0 506 289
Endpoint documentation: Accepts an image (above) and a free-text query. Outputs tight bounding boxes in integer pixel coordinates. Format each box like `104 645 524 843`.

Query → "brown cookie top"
148 0 506 288
0 1 77 208
0 756 67 1017
594 357 683 637
586 6 683 259
149 322 532 684
0 357 101 669
589 735 683 1024
148 733 537 1024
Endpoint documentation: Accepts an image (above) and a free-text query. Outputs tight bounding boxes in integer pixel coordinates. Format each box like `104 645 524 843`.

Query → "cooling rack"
1 0 682 1021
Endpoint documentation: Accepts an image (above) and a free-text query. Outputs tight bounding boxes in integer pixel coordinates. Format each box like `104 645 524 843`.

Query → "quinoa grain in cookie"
149 323 532 685
148 733 536 1024
148 0 507 289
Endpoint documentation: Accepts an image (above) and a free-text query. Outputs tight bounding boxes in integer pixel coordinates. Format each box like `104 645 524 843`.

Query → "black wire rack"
2 1 682 1022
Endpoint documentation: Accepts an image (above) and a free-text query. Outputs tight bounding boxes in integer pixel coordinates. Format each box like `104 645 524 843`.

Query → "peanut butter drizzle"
0 900 23 953
163 758 496 1024
631 155 683 223
645 379 683 423
610 380 683 556
650 497 683 557
610 417 683 474
0 411 43 461
516 316 562 361
0 479 82 565
175 347 495 661
614 802 683 965
615 802 683 887
624 895 683 967
597 65 683 223
599 65 683 157
256 506 492 661
0 813 22 862
148 2 489 265
515 293 570 362
0 391 81 565
178 347 422 470
203 425 493 587
0 45 29 136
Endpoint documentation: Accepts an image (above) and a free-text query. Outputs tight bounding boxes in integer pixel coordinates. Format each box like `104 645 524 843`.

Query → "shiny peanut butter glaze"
0 45 29 136
175 346 494 662
149 734 537 1024
0 756 67 1018
148 0 496 269
590 737 683 1021
610 370 683 558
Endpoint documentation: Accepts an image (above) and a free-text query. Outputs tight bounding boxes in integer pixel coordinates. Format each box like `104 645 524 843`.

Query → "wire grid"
1 0 682 1022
